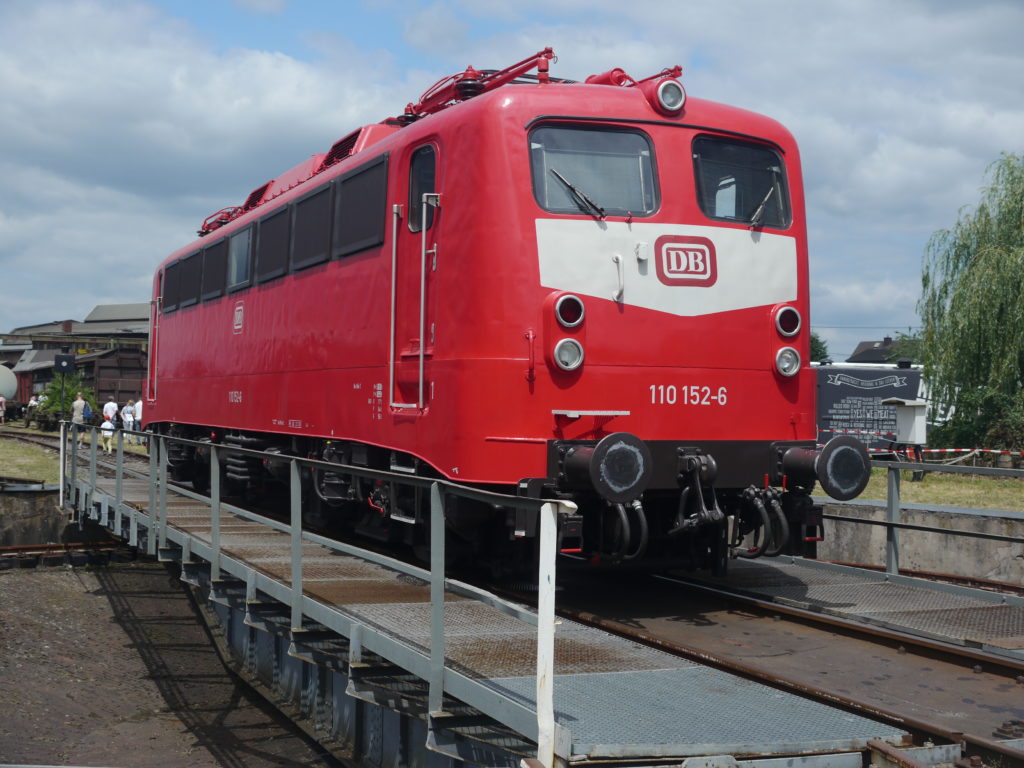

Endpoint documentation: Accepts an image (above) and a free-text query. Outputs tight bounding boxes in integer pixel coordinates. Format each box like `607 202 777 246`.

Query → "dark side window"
201 239 228 301
178 251 202 308
162 262 180 313
291 184 332 270
256 207 290 283
693 136 790 228
530 126 657 217
408 145 436 233
333 153 388 258
227 228 252 291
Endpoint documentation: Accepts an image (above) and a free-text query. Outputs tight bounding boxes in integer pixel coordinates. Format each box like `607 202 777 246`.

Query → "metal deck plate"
860 604 1024 646
764 581 991 613
489 668 903 758
704 558 1024 658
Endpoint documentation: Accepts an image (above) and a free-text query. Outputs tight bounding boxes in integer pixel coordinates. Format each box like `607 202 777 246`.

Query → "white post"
59 421 66 508
536 502 558 768
289 459 303 631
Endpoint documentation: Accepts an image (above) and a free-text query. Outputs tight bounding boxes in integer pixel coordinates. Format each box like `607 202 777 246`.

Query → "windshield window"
530 126 657 217
693 136 790 228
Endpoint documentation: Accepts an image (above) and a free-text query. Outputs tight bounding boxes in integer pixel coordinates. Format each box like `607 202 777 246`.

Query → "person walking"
121 400 136 443
134 398 145 446
0 394 6 424
99 417 114 454
71 392 87 447
24 395 38 428
103 397 119 426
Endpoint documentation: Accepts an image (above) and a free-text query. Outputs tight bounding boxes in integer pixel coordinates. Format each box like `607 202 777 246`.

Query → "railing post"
69 424 78 516
115 429 124 536
59 421 66 508
88 426 98 516
536 502 558 768
158 435 169 551
147 436 158 555
886 465 901 576
210 445 221 581
290 459 303 631
429 482 445 714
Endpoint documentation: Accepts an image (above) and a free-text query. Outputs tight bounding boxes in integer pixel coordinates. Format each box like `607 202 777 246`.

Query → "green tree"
37 373 96 423
809 330 830 362
919 153 1024 447
889 330 922 363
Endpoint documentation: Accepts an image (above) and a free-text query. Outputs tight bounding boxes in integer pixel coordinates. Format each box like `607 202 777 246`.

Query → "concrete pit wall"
817 501 1024 585
0 486 64 546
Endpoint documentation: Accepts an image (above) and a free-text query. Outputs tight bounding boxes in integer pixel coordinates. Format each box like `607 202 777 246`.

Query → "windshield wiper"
550 168 606 220
749 185 775 229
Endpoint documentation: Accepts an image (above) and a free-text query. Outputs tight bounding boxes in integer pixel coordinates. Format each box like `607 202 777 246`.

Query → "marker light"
657 79 686 112
775 346 801 377
553 338 585 371
775 306 801 337
555 294 585 328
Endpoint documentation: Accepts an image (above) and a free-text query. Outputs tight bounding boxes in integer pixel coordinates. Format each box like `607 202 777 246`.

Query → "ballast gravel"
0 560 341 767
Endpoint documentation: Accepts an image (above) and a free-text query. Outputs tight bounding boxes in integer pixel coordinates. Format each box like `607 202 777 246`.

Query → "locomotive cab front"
467 66 873 570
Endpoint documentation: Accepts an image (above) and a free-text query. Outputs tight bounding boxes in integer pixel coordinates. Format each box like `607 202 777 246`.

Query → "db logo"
232 301 244 334
655 236 717 287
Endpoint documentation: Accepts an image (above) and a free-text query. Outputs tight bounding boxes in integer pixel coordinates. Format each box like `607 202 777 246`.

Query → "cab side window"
408 145 436 233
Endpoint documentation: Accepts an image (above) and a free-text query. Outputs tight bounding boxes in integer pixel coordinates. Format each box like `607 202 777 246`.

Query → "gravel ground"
0 561 344 767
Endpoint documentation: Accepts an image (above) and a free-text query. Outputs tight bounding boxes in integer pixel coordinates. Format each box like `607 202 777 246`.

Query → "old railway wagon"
145 48 870 573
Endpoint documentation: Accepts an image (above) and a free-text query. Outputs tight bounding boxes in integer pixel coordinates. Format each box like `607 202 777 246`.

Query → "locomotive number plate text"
650 384 728 406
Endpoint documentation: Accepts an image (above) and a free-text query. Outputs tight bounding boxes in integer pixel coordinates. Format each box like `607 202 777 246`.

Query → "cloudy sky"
1 0 1022 359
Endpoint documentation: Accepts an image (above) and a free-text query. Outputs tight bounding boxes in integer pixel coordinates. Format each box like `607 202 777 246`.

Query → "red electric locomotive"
145 48 870 572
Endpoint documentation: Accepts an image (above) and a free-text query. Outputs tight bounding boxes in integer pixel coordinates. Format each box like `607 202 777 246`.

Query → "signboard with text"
816 364 923 450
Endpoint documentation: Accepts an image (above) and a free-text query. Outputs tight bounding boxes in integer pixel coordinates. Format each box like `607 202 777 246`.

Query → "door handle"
612 254 624 303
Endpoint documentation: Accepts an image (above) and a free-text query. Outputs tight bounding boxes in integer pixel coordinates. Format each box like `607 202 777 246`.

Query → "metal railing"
59 421 575 767
823 459 1024 577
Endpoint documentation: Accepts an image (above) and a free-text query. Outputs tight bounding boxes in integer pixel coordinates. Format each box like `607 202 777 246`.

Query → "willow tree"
919 154 1024 447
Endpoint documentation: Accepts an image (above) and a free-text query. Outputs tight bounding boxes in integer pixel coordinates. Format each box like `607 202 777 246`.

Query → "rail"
822 459 1024 577
57 422 576 767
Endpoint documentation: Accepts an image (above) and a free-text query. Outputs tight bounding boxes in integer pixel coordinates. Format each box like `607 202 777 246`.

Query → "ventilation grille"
320 129 362 171
242 182 272 212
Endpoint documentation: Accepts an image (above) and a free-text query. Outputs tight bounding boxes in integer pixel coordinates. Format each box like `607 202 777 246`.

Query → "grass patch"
0 436 61 483
860 466 1024 512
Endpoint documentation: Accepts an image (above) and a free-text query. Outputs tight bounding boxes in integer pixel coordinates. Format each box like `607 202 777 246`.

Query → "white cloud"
0 0 1022 344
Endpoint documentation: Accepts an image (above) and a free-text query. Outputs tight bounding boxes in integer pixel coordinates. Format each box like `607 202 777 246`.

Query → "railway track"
0 542 139 569
545 570 1024 766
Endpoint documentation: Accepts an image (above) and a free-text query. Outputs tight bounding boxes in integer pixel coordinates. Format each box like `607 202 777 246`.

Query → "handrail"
825 459 1024 578
60 421 574 766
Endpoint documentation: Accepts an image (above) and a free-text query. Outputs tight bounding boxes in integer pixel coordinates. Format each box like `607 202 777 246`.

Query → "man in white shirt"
134 398 145 445
103 398 119 424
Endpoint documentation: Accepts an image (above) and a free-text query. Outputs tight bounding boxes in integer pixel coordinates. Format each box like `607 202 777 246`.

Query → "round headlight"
553 338 585 371
775 306 801 337
775 346 801 377
657 79 686 112
555 294 585 328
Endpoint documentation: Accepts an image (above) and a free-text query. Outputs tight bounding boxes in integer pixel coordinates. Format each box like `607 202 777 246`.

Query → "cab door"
389 144 440 411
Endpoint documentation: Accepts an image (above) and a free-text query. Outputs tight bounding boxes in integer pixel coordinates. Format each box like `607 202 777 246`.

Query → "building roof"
846 337 897 364
5 303 149 340
71 320 149 336
8 320 76 335
12 349 58 373
82 303 149 323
